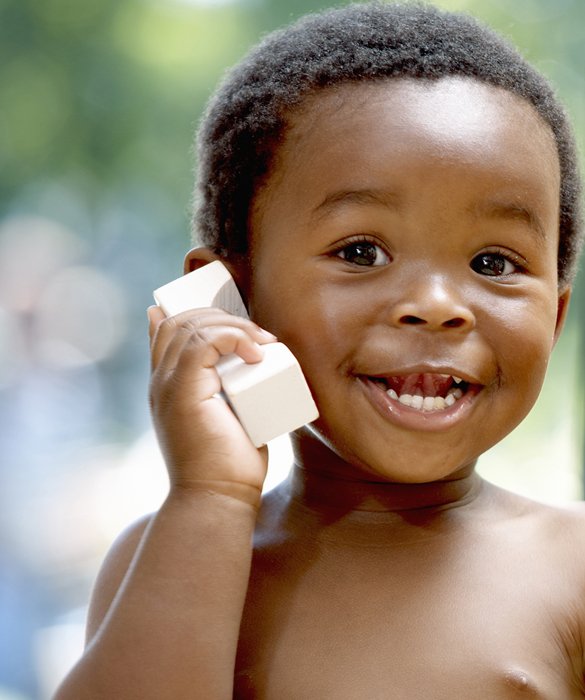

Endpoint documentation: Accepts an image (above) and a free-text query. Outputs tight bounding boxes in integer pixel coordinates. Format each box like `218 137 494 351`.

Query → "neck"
268 431 485 545
287 463 482 513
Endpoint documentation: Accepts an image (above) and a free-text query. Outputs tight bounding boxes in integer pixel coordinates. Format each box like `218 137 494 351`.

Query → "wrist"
166 479 263 511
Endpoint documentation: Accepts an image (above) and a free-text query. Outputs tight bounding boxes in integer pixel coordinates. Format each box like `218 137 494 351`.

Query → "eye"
336 240 390 267
470 252 519 277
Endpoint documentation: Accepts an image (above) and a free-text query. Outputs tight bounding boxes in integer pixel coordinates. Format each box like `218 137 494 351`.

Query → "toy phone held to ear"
153 261 319 447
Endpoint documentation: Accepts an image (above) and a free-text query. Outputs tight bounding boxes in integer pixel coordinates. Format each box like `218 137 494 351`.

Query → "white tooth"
399 394 413 407
453 376 463 384
422 396 435 411
434 396 446 410
439 373 451 379
445 393 456 407
411 395 424 410
387 388 398 400
452 388 463 400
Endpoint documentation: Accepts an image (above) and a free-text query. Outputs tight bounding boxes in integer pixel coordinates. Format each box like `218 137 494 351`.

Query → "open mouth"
366 373 475 412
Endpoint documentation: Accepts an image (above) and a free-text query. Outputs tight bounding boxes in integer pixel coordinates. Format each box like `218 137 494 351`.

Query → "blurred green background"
0 0 583 697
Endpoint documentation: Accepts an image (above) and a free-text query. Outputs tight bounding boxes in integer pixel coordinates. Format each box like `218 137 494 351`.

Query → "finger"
154 326 267 407
148 305 166 347
155 324 265 382
173 308 277 344
150 310 275 370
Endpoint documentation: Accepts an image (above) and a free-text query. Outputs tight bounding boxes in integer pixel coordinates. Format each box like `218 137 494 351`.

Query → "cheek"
288 286 365 355
280 296 348 366
486 295 557 396
249 279 356 383
250 271 334 338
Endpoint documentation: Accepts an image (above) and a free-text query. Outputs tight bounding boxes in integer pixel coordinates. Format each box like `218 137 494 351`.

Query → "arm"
54 307 276 700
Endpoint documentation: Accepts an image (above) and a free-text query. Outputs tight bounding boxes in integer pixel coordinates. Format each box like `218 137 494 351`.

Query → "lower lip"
358 377 482 433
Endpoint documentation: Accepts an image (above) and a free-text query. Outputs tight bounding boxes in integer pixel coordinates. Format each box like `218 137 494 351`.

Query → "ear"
183 247 250 298
183 247 222 274
552 287 572 347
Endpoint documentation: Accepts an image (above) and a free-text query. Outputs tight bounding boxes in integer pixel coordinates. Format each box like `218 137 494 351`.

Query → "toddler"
56 3 584 698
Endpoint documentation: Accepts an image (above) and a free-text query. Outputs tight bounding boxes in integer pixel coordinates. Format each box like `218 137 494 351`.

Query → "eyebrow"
472 200 548 242
311 188 400 220
312 189 549 241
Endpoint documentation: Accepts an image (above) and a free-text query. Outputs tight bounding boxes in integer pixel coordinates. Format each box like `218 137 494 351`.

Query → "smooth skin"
55 77 585 699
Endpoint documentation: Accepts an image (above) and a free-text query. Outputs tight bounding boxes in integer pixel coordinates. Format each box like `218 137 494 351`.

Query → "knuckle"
180 316 203 333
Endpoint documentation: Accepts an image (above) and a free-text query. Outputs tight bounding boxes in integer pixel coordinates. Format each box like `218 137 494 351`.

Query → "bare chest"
235 536 584 699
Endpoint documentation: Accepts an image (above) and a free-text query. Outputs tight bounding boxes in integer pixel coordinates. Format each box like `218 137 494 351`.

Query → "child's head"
192 1 582 289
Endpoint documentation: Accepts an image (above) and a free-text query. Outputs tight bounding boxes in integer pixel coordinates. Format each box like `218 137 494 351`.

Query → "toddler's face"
245 77 568 482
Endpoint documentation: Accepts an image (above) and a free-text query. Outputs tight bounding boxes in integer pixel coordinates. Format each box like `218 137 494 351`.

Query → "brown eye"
338 241 389 266
471 253 515 276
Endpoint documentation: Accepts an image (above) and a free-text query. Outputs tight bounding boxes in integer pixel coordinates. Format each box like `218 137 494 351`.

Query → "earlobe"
553 287 572 346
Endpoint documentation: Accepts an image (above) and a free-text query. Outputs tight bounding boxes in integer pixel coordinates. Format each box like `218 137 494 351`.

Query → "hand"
148 306 277 505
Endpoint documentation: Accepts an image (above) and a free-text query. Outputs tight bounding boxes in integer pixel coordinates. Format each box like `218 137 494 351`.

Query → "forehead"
252 77 560 237
287 76 557 166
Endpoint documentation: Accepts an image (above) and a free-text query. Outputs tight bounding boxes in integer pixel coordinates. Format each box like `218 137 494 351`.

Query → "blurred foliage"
1 0 582 443
1 0 583 244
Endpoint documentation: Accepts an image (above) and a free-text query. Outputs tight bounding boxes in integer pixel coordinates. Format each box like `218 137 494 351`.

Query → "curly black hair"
193 1 582 287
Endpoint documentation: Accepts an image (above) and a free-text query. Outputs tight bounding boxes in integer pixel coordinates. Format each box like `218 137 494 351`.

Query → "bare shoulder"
541 498 585 554
486 482 585 560
524 492 585 536
85 514 153 645
489 481 585 520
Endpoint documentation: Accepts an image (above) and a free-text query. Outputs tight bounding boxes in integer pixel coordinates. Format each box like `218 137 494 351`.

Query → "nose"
390 275 475 331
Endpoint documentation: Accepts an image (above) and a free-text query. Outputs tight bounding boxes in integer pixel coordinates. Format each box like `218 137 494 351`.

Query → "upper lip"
358 365 484 386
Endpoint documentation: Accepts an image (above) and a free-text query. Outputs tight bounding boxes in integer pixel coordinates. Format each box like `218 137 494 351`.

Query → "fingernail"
147 306 162 325
257 328 277 339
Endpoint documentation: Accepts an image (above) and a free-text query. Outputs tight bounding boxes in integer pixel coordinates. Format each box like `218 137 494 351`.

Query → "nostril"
442 317 466 329
400 315 426 325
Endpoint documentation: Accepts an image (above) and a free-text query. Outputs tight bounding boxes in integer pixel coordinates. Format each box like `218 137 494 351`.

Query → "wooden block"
153 261 249 318
153 262 319 445
216 343 318 446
